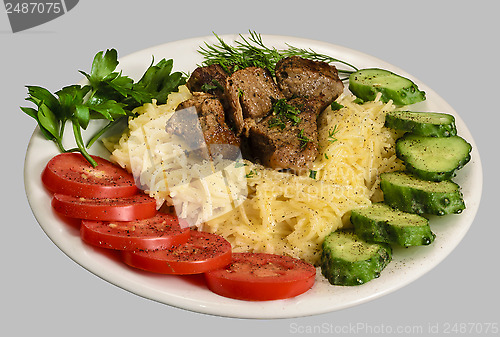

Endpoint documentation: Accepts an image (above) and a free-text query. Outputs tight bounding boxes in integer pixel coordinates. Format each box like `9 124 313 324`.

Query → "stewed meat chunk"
275 56 344 111
248 97 321 172
186 64 228 100
225 67 285 136
167 92 240 159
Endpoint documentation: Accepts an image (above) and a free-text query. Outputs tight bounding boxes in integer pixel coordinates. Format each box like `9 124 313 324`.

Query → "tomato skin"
80 213 190 251
42 153 138 198
204 253 317 301
121 230 232 275
51 193 157 221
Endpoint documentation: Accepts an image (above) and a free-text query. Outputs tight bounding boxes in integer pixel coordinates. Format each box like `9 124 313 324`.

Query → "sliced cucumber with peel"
320 230 392 286
396 135 472 181
349 68 426 105
380 171 465 215
385 111 457 137
351 203 435 247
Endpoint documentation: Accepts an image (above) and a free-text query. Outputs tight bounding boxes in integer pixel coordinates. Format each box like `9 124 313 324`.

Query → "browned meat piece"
248 97 321 173
167 92 241 159
186 64 228 100
275 56 344 111
225 67 285 136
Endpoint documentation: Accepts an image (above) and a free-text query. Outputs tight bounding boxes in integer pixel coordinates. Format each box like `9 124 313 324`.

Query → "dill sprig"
199 31 283 74
281 45 358 75
198 31 358 78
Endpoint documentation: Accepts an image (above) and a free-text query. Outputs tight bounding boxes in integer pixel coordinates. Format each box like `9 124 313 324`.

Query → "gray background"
1 1 498 336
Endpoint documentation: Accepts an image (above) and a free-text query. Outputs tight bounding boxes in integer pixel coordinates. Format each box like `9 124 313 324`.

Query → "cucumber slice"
349 68 426 105
380 171 465 215
320 230 392 286
396 135 472 181
385 111 457 137
351 203 435 247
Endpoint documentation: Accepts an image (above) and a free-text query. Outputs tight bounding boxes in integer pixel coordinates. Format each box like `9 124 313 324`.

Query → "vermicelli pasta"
107 87 404 264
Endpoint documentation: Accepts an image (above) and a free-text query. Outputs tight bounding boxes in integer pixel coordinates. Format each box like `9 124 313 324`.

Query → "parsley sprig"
21 49 186 167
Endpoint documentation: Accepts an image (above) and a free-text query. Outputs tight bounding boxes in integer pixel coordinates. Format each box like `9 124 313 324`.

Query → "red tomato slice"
52 193 157 221
204 252 317 301
42 152 138 198
121 230 232 275
80 213 190 251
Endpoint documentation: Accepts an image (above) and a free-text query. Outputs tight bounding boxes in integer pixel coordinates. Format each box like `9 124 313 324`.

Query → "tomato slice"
51 193 157 221
42 153 138 198
80 213 190 251
120 230 232 275
204 252 317 301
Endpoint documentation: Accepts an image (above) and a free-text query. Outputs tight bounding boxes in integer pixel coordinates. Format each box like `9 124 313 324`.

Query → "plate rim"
23 34 483 319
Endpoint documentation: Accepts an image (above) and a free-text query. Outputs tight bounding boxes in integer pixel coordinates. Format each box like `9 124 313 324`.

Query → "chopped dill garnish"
268 117 286 130
200 79 224 92
309 170 317 179
245 169 257 178
298 129 311 148
328 125 339 143
330 101 344 111
268 99 302 129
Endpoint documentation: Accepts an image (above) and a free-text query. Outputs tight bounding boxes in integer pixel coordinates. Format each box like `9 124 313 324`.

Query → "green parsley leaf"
87 99 127 121
37 103 59 140
83 49 119 86
25 86 60 116
107 74 135 98
74 104 90 129
56 85 91 121
132 58 187 106
22 48 187 167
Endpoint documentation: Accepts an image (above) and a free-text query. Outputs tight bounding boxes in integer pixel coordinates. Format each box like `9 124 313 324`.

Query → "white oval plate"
24 35 482 319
